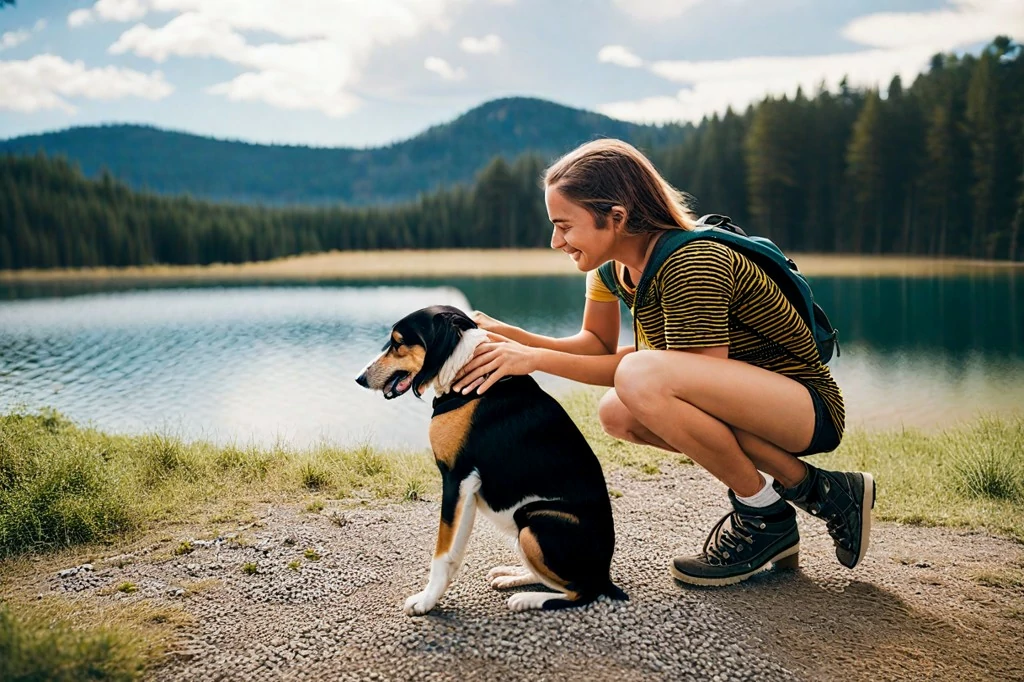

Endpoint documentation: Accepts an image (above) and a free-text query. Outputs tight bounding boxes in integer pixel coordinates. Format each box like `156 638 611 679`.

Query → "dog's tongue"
395 375 413 394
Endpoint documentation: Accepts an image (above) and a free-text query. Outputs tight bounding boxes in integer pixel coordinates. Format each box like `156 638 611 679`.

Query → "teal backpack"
597 214 841 364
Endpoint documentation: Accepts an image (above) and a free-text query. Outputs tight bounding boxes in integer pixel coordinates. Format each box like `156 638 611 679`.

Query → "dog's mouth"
383 371 414 400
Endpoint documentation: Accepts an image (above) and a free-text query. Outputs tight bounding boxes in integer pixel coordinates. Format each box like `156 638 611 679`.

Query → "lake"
1 271 1022 451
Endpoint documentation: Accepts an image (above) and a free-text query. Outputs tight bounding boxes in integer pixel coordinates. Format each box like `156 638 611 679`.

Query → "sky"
0 0 1021 149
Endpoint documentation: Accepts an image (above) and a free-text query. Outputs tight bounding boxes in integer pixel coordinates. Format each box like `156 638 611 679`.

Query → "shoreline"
2 249 1023 284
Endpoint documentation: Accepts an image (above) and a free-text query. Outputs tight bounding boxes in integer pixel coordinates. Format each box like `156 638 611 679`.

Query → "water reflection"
0 271 1021 449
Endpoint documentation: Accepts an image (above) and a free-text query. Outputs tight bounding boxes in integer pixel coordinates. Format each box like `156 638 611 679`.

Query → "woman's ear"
610 206 628 232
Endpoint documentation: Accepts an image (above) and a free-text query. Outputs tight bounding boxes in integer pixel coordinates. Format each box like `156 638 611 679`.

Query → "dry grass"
2 249 1021 284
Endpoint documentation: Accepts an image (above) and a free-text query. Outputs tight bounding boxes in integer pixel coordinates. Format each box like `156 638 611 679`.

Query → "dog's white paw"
507 591 560 612
490 572 539 590
403 590 437 616
487 565 530 580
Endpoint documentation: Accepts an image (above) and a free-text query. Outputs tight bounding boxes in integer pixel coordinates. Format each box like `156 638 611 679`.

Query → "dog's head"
355 305 477 399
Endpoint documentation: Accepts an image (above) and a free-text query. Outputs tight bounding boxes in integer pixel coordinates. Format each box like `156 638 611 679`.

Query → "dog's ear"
411 310 475 396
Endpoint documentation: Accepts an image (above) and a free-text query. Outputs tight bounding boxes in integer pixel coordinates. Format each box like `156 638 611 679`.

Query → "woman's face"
545 185 619 272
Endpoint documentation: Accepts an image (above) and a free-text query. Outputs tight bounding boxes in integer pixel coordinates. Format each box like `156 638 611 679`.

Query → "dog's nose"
355 372 369 388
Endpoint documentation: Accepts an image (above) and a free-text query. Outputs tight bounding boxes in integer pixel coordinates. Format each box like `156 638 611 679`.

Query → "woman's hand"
452 332 539 395
471 310 506 334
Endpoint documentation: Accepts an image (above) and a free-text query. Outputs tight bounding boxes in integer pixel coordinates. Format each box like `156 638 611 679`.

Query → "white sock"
735 472 783 508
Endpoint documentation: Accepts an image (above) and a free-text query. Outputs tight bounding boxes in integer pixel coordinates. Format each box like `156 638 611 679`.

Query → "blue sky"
0 0 1019 148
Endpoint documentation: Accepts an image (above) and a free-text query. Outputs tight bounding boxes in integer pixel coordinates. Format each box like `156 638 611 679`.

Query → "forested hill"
0 97 690 206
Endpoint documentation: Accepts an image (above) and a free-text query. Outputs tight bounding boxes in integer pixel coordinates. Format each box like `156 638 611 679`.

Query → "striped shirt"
586 239 845 438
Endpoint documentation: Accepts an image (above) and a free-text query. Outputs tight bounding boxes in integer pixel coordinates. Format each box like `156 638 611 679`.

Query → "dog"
356 305 627 615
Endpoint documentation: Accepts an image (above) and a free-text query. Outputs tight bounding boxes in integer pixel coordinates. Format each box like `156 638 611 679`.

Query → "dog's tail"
540 581 628 611
601 581 629 601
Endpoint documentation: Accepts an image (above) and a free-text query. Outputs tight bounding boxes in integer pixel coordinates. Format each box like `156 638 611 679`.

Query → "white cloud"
2 18 50 51
68 9 95 27
612 0 704 21
460 34 502 54
0 54 172 113
597 0 1024 125
424 56 466 81
598 45 643 68
842 0 1023 49
0 29 31 51
94 0 463 117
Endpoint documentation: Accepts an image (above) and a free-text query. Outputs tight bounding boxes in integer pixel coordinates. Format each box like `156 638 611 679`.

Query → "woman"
452 138 874 587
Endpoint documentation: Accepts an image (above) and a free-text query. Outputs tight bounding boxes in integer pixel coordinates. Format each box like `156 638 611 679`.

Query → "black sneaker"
776 465 875 569
671 492 800 587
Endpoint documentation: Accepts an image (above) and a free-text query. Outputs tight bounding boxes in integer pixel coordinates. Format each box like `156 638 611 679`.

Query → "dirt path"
12 464 1024 681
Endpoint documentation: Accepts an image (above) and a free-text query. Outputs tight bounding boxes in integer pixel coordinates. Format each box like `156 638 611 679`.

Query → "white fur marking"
476 495 558 540
403 471 482 616
491 572 541 590
507 591 566 612
431 328 490 395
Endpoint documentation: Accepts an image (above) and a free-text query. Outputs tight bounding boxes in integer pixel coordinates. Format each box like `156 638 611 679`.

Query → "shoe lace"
702 511 756 565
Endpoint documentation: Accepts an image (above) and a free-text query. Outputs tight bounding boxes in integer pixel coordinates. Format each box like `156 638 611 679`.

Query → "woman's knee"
597 389 634 440
614 351 676 412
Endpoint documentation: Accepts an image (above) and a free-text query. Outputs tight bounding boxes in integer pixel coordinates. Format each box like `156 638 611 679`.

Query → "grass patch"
287 559 301 571
0 597 190 681
116 582 138 594
972 569 1024 589
303 549 321 561
241 562 258 575
813 415 1024 541
2 404 1023 562
173 540 194 556
0 408 436 559
304 499 325 514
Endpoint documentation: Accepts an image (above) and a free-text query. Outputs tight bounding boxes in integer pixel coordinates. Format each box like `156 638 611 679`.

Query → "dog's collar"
431 376 518 417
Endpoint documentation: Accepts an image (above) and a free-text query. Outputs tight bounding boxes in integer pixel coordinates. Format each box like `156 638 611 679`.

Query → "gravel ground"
34 464 1024 681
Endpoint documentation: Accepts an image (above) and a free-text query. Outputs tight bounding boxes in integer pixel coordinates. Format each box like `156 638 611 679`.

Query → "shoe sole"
670 543 800 587
850 472 875 569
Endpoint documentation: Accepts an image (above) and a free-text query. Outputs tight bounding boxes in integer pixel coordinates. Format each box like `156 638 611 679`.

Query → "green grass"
2 403 1023 562
0 408 436 558
0 599 184 682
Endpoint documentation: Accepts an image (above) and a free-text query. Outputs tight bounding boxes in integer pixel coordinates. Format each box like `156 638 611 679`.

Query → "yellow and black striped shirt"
587 239 845 437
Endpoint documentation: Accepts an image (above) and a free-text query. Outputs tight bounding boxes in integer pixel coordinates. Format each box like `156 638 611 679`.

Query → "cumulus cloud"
612 0 704 21
460 34 502 54
87 0 463 117
68 0 148 27
68 9 95 27
2 17 50 51
424 56 466 81
0 54 172 113
598 45 643 68
842 0 1023 49
0 29 31 51
597 0 1024 124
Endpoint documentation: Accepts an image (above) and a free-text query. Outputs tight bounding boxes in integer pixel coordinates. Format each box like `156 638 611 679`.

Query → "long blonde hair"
544 138 696 234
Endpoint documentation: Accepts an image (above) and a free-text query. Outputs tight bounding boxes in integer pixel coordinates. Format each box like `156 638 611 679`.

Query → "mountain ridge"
0 97 691 206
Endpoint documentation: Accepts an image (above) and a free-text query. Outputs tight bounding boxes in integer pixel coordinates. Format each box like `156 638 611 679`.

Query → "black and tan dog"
356 305 626 615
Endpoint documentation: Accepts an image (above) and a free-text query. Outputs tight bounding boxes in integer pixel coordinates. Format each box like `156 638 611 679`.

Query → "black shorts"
794 384 842 456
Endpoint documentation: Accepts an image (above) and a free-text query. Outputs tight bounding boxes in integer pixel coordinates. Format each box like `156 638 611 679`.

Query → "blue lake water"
1 272 1022 450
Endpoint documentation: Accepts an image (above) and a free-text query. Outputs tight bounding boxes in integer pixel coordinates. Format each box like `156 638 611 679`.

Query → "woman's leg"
610 350 813 496
599 387 808 489
604 350 873 575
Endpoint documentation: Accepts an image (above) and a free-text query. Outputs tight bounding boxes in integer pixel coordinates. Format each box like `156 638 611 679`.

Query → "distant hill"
0 97 690 206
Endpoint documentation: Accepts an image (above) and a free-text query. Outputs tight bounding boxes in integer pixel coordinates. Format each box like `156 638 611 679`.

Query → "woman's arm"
474 297 620 355
451 339 634 394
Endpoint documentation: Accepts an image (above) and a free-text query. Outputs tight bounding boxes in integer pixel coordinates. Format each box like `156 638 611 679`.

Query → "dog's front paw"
403 590 437 616
487 565 529 580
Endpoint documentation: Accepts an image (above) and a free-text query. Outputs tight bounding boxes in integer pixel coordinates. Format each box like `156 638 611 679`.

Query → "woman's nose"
550 228 565 249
